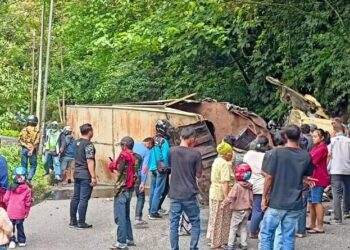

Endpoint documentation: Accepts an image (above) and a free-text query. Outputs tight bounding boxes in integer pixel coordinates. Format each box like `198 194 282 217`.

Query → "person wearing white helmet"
60 126 76 184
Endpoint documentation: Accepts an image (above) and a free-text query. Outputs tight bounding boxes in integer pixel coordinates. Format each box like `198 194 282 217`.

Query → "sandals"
308 229 325 234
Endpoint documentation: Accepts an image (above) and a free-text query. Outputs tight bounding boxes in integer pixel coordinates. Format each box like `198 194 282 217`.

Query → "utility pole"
39 0 54 154
35 0 45 121
30 30 36 114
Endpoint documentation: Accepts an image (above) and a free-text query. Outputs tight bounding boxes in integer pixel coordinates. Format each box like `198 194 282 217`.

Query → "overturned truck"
66 95 267 203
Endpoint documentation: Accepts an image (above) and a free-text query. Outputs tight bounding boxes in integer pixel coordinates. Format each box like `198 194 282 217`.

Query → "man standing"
69 123 97 229
328 123 350 223
259 125 314 250
44 121 65 181
60 126 75 184
133 137 154 226
168 127 202 250
109 136 136 249
19 115 40 181
148 120 172 219
300 124 313 152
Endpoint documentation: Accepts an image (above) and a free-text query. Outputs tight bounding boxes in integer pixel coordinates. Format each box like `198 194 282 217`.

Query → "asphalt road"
23 197 350 250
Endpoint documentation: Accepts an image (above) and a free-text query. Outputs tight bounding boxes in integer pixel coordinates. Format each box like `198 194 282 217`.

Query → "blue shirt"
149 139 170 171
0 156 8 191
133 142 151 184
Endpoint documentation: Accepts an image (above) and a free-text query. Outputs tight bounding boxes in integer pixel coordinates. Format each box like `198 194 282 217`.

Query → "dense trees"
1 0 350 129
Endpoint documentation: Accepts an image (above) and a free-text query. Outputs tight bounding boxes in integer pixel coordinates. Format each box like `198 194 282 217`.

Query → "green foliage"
1 0 350 126
0 129 20 137
0 146 49 198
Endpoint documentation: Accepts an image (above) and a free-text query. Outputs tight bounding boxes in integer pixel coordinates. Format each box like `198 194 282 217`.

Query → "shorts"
308 186 325 204
60 157 74 171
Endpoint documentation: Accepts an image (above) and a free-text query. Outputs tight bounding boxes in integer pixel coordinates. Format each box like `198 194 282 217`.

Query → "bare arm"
261 174 273 212
221 181 230 199
87 159 97 186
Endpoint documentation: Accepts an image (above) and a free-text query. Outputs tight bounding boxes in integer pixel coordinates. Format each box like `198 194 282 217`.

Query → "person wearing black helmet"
109 136 137 249
18 115 40 181
148 119 173 219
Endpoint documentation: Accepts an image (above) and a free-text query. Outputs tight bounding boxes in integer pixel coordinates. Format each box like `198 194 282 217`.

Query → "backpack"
299 136 309 151
109 151 136 196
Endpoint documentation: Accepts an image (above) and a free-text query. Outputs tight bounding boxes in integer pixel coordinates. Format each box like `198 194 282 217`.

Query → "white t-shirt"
244 150 265 194
328 135 350 175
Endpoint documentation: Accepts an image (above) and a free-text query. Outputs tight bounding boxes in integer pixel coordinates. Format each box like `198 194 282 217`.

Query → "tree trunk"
39 0 54 155
35 0 45 122
30 30 36 114
57 97 63 123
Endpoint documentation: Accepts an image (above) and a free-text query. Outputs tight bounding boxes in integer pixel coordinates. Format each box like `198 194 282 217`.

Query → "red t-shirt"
310 143 330 187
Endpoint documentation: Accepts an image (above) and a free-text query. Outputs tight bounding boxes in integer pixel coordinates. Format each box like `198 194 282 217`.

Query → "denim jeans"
21 147 37 181
259 207 303 250
44 152 61 178
134 181 145 220
114 189 134 247
296 196 308 235
0 246 6 250
70 178 93 224
11 219 26 244
159 172 170 210
250 194 264 233
149 171 167 215
169 199 201 250
331 174 350 221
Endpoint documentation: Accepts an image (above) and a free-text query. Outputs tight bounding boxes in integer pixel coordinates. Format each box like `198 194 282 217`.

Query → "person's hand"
139 183 145 193
28 148 33 156
261 196 269 212
220 201 229 210
305 177 318 188
90 177 97 187
142 167 148 175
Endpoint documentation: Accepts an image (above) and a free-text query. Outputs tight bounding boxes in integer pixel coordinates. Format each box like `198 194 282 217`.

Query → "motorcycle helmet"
63 126 73 135
27 115 38 126
235 163 252 181
120 136 134 149
12 166 27 184
267 120 277 130
155 119 174 138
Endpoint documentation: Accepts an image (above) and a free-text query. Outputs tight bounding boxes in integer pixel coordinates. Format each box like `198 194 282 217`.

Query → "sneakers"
344 213 350 219
9 241 16 249
148 213 162 220
126 240 136 246
158 208 168 215
77 223 93 229
110 242 129 249
69 221 78 228
223 245 235 250
18 243 26 247
239 244 248 250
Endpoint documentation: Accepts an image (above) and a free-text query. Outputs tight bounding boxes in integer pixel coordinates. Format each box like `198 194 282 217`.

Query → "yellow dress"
207 157 234 246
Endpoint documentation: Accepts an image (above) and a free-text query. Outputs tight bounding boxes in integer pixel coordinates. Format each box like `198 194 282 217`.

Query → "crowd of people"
0 114 349 250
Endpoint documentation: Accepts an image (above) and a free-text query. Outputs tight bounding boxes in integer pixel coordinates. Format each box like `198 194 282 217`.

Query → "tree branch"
229 52 251 86
323 0 345 28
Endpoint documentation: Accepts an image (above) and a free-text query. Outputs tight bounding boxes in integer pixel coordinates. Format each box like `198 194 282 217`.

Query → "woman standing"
207 141 234 248
307 129 330 234
243 136 270 238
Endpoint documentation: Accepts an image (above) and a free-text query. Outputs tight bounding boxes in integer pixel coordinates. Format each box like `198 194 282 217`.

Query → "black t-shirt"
74 138 96 179
262 147 312 210
168 146 203 201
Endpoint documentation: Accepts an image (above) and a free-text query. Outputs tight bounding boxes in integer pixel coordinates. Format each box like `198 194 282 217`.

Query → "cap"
52 121 58 125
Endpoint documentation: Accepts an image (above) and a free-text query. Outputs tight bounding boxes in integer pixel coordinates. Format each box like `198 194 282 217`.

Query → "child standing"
4 167 31 249
223 163 253 250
